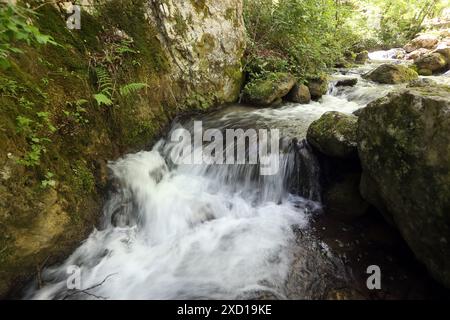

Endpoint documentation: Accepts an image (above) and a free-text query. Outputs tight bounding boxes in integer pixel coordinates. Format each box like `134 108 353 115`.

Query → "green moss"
190 0 208 15
100 0 169 72
224 63 244 100
173 9 189 37
307 111 358 158
195 33 216 57
225 8 234 21
243 72 295 106
225 7 240 27
185 92 217 110
71 160 95 195
364 64 418 84
418 69 433 76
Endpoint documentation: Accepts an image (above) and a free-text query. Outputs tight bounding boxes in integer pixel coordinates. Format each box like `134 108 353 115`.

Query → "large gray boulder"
357 86 450 288
307 111 358 159
363 64 418 84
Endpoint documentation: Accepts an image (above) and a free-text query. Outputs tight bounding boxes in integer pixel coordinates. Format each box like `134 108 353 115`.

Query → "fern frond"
95 67 113 96
119 82 149 97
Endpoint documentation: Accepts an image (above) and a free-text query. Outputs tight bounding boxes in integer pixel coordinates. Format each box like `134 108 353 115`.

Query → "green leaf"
93 93 113 106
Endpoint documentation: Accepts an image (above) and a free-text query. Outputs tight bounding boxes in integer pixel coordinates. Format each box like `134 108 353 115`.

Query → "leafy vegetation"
0 3 57 69
243 0 448 81
243 0 361 80
355 0 449 48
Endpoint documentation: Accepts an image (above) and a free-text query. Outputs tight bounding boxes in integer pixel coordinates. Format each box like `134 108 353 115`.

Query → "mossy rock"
357 86 450 288
435 48 450 62
418 69 433 76
414 52 448 74
242 72 295 107
307 75 329 100
286 83 311 104
355 51 369 64
363 64 418 84
306 111 358 159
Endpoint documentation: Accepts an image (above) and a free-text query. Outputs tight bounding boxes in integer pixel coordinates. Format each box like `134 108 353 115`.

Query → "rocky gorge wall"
0 0 245 297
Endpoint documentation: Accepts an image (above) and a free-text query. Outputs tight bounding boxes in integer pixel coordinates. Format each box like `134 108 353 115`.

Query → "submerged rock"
363 64 418 84
307 76 329 100
336 78 358 87
307 111 358 159
286 83 311 104
357 86 450 288
242 73 296 107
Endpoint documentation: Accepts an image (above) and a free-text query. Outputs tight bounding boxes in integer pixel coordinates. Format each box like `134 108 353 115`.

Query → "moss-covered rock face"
363 64 418 84
148 0 246 105
242 72 296 107
307 111 358 159
414 52 448 74
357 86 450 288
0 0 245 297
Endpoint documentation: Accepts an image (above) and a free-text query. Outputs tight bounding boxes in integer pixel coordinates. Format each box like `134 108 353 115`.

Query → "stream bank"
0 0 245 298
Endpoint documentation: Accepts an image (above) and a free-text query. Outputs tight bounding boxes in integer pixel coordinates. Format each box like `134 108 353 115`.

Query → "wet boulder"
355 51 369 64
357 86 450 288
407 78 438 88
242 72 296 107
404 34 439 53
307 76 329 100
405 48 430 61
363 64 418 84
286 83 311 104
336 78 358 87
307 111 358 159
434 47 450 64
414 52 447 75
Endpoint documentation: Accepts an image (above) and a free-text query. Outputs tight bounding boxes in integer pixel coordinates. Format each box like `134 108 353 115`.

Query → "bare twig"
62 273 118 300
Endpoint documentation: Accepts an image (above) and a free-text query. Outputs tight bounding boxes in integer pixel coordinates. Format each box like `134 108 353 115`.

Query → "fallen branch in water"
62 273 117 300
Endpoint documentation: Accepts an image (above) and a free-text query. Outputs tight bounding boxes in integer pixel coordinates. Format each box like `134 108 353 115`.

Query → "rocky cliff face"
0 0 245 297
149 0 245 106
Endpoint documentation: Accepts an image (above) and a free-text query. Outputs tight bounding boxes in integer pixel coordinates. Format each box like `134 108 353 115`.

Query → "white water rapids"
25 54 449 300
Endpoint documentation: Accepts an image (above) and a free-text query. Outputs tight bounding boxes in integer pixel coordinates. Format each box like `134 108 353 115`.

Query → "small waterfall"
26 122 321 300
286 139 322 202
368 48 405 60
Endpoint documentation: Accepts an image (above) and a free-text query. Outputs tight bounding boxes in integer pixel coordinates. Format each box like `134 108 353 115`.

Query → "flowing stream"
26 55 450 299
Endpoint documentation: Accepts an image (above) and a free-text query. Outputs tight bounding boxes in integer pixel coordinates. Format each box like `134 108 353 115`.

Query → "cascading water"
26 117 322 300
26 58 442 300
